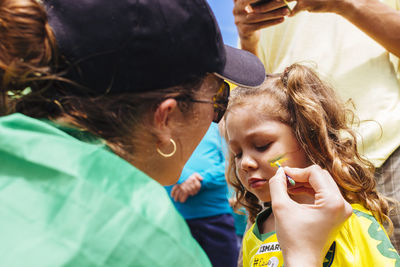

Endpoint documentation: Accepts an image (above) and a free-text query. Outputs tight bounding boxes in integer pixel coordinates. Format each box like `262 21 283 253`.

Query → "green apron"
0 113 211 267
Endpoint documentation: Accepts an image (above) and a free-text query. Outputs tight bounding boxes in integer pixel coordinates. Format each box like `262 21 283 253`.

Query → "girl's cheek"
236 172 248 189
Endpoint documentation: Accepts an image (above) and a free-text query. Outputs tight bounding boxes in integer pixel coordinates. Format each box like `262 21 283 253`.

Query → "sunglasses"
188 81 230 123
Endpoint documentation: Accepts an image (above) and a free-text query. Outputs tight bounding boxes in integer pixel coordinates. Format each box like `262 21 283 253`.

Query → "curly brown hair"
0 0 58 114
224 63 393 232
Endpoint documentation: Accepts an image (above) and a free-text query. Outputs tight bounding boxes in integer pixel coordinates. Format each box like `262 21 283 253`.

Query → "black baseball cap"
45 0 265 94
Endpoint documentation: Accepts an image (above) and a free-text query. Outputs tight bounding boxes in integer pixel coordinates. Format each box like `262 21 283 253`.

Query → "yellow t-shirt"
242 204 399 267
257 0 400 167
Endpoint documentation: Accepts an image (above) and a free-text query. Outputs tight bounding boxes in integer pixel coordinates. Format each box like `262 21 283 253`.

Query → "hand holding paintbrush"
269 154 296 186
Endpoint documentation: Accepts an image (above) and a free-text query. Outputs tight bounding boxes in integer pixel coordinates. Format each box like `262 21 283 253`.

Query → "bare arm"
235 0 400 58
170 173 203 203
290 0 400 57
341 0 400 57
233 0 289 56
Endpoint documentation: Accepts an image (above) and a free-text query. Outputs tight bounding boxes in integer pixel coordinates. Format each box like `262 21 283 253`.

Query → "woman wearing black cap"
0 0 351 266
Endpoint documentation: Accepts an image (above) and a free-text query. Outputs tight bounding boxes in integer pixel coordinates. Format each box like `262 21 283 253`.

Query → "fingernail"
283 9 289 15
245 5 254 13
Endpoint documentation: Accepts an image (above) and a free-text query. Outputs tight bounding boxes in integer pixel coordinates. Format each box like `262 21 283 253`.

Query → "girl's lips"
248 178 267 189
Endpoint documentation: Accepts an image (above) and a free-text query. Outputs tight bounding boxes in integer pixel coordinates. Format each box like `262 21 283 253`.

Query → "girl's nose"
240 153 258 172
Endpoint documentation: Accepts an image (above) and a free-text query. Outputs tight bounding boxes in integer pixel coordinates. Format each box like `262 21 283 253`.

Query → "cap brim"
214 45 266 88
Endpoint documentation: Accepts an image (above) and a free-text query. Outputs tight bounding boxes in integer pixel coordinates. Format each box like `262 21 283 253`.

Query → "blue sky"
207 0 239 47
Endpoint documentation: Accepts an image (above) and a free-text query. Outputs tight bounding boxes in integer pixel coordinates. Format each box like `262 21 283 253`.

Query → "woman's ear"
153 98 178 143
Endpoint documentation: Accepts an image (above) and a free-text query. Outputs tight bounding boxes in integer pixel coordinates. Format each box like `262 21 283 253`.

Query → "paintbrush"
269 154 296 186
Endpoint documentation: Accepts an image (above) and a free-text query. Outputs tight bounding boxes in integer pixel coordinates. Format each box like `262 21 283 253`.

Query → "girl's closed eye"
255 143 271 152
234 151 242 159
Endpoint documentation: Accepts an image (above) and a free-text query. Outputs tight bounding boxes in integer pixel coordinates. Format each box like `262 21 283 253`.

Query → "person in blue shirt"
165 122 239 267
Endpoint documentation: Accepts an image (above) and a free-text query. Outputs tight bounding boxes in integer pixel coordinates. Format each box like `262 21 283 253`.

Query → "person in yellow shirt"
222 63 399 266
233 0 400 251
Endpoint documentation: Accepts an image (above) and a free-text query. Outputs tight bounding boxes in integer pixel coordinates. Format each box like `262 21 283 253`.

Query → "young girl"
223 63 400 266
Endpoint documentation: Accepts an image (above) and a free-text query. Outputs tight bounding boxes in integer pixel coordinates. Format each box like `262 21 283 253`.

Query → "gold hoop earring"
157 138 176 158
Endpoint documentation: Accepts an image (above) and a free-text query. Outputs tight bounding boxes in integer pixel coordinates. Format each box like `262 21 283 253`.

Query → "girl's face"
225 104 311 202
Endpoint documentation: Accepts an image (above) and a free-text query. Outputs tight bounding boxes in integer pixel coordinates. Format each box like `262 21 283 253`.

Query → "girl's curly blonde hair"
223 63 393 233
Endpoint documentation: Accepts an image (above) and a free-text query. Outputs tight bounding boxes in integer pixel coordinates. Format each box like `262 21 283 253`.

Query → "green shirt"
0 113 211 267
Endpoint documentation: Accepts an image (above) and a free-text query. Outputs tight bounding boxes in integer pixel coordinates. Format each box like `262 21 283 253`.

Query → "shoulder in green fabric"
0 113 212 267
40 118 107 146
